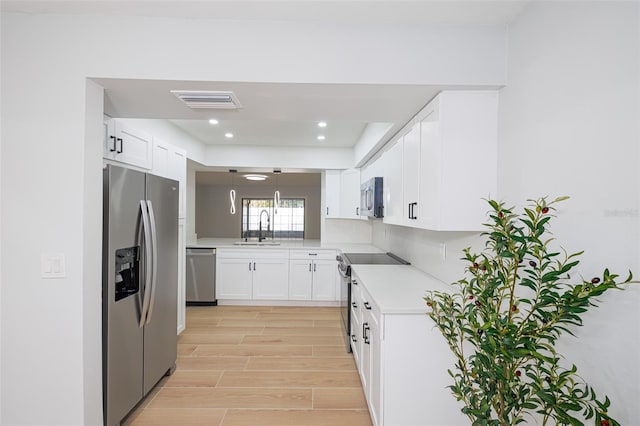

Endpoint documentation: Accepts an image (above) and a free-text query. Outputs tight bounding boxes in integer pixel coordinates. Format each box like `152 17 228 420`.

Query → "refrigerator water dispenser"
115 246 139 301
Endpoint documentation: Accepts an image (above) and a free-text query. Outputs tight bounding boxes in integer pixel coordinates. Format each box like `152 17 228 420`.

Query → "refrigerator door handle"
139 200 153 328
145 200 159 325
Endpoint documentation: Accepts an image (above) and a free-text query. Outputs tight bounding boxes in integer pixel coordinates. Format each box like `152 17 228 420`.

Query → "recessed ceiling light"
225 132 234 138
244 174 268 181
208 119 219 125
317 135 326 141
318 121 327 128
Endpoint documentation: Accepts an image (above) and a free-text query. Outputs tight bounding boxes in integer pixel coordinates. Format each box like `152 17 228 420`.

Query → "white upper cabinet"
339 168 361 219
382 139 404 226
418 91 498 231
152 138 187 219
324 168 362 220
381 91 497 232
401 124 420 226
324 170 341 218
104 119 153 170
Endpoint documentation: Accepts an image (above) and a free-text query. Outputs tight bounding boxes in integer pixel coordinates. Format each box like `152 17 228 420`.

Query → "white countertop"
187 238 383 253
351 265 454 315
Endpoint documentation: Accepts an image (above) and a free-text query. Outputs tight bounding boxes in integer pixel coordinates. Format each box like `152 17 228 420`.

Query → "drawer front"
289 249 336 260
217 248 289 259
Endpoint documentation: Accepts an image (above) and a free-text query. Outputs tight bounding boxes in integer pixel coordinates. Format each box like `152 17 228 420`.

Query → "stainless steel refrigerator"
102 164 178 426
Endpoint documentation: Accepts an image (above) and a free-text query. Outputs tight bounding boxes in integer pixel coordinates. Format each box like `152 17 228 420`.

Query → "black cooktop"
343 252 410 265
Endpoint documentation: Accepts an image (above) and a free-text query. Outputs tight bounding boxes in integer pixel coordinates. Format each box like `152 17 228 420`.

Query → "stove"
343 252 410 265
337 252 410 352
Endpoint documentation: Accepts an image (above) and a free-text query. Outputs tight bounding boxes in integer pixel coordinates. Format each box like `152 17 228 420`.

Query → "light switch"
41 253 66 279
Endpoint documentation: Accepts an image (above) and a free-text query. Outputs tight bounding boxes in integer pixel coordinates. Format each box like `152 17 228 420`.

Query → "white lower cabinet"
289 250 337 301
351 271 466 426
216 249 289 300
252 258 290 299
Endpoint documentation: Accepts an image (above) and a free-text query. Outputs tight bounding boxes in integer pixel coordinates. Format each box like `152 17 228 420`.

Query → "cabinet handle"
351 334 357 342
364 302 371 310
356 207 359 216
109 135 117 152
363 323 370 344
309 263 312 272
326 207 329 216
308 253 318 256
313 263 316 272
249 262 252 271
116 137 123 154
352 302 357 308
253 262 256 270
408 202 418 220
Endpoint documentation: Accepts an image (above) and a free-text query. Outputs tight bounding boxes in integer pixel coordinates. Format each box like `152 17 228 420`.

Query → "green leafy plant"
424 197 635 426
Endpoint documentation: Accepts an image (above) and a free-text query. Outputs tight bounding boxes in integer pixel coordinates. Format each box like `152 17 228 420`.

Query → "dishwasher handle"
186 248 216 256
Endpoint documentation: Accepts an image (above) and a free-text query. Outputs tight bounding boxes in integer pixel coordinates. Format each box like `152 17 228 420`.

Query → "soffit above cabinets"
96 78 460 149
1 1 530 26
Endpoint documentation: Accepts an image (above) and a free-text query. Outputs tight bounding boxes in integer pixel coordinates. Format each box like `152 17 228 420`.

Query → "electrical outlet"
439 243 447 261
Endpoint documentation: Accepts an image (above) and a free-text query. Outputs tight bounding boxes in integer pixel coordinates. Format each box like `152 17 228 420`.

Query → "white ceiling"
4 1 528 153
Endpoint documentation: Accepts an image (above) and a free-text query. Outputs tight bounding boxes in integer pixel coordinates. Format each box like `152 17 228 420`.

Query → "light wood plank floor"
123 306 372 426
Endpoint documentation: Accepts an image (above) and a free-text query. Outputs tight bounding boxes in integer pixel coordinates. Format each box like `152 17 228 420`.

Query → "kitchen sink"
233 241 281 246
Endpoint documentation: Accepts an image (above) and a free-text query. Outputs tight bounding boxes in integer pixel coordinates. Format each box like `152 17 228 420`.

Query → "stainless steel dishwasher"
185 248 217 305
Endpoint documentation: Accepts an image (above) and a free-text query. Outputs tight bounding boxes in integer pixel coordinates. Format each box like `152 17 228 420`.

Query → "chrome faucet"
258 209 270 242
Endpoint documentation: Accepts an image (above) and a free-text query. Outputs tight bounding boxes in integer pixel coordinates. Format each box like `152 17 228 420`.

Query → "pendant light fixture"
229 169 237 215
273 169 281 214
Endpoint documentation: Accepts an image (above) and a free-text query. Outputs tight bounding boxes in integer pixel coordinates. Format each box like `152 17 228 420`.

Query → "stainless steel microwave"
360 177 384 218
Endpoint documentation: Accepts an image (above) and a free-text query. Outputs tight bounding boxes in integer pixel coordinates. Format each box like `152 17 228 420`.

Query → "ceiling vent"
171 90 242 110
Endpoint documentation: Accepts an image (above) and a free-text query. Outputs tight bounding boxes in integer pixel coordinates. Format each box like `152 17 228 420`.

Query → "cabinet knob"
364 302 371 310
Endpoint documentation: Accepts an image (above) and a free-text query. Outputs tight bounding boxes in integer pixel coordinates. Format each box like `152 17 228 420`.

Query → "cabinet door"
324 170 341 218
252 258 289 300
169 147 187 219
383 139 404 226
289 260 313 300
419 105 440 230
369 312 381 426
339 168 361 219
402 124 420 225
177 219 186 334
106 120 153 170
152 138 171 177
311 260 336 300
216 258 253 299
350 280 362 366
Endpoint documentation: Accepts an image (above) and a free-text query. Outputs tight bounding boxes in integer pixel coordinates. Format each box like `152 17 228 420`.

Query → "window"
241 198 305 240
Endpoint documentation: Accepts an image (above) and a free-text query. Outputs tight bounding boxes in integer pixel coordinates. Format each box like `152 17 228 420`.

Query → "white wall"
196 182 322 239
0 11 507 425
203 144 354 170
370 1 640 423
499 1 640 422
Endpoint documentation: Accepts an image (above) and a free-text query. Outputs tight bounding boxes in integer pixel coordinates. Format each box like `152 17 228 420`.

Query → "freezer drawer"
186 248 217 305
